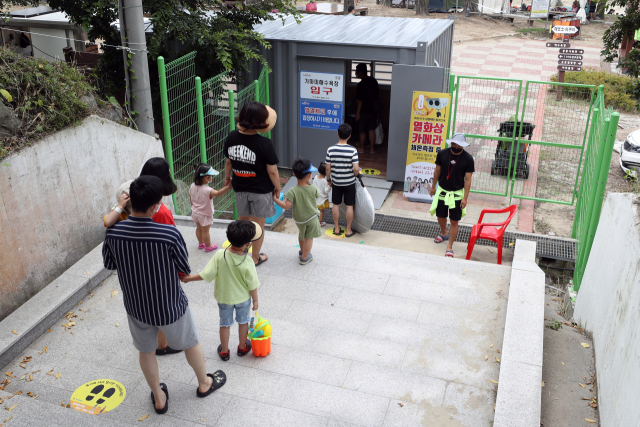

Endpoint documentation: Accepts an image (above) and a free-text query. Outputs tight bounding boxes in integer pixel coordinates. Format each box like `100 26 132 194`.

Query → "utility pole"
120 0 154 136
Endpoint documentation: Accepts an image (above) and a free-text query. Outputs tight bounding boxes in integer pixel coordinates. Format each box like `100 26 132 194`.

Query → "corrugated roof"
254 15 453 48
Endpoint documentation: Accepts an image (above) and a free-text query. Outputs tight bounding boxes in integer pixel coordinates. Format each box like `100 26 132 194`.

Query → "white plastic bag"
339 176 375 233
374 122 384 146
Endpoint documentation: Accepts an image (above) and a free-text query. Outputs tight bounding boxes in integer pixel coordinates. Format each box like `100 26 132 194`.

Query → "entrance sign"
546 42 570 48
557 65 582 71
558 60 583 66
559 48 584 54
552 26 578 34
530 0 550 18
300 71 344 102
299 100 343 131
558 54 583 60
70 379 126 415
403 91 451 202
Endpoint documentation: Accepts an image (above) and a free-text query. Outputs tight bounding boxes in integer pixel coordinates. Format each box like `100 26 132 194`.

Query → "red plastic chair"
466 205 518 265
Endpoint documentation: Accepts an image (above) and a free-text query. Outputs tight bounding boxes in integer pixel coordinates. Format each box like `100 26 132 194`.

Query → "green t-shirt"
199 249 260 305
286 184 320 223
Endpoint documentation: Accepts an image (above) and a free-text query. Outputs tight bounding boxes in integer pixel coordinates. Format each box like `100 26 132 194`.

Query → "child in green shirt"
180 220 262 361
274 158 321 265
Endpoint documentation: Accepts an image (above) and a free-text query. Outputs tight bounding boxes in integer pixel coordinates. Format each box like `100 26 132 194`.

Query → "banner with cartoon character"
403 91 451 202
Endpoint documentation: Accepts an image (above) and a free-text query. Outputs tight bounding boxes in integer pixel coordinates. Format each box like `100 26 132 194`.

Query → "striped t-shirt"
102 216 191 326
325 144 359 186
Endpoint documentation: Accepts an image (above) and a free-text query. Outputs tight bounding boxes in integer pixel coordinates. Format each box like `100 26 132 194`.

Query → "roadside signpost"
558 60 583 66
546 42 570 48
551 25 579 34
546 34 580 100
558 54 583 60
557 65 583 71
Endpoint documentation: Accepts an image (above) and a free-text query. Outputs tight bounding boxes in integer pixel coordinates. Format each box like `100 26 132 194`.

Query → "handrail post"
195 77 207 163
157 56 177 211
228 89 238 221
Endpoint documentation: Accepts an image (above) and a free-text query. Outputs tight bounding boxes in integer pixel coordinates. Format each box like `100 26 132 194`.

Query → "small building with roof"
250 14 455 182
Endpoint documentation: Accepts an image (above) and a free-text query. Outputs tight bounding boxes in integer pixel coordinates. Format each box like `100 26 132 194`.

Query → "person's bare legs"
219 326 230 353
345 205 354 236
301 237 313 259
332 204 341 235
195 223 203 244
239 216 267 265
139 351 166 410
202 225 212 247
157 330 168 350
447 220 459 253
437 217 448 238
184 343 214 394
238 323 249 349
358 131 366 153
369 129 376 153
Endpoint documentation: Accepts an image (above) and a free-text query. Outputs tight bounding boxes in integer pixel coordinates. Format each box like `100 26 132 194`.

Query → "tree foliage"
1 0 300 93
601 0 640 78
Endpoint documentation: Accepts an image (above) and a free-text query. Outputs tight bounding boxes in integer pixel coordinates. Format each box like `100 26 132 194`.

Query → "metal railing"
158 54 270 218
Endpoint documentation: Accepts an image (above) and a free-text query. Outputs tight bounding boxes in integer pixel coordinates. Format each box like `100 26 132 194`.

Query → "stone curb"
494 239 545 426
173 213 285 231
0 244 111 369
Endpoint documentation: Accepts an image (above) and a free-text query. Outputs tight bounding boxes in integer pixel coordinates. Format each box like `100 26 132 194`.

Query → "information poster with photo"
299 71 344 102
531 0 550 18
403 91 451 202
299 100 343 131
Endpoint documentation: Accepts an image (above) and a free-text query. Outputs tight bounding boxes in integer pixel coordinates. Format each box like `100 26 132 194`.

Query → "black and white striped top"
325 144 359 186
102 216 191 326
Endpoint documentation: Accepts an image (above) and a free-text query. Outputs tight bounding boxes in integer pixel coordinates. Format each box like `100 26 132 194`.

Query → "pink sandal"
198 243 205 250
205 243 218 252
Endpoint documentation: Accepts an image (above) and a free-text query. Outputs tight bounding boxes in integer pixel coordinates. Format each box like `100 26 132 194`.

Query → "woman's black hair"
193 163 212 185
140 157 177 196
318 161 326 176
238 101 269 130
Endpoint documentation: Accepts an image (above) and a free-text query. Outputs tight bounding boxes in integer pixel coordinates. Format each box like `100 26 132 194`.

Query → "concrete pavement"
1 226 510 426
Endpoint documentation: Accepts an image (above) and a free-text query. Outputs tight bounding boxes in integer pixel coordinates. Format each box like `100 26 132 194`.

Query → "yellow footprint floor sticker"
222 240 252 253
361 168 381 176
325 228 346 238
70 379 126 414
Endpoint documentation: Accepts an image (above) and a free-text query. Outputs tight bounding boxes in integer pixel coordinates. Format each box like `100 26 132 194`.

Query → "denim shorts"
218 298 252 327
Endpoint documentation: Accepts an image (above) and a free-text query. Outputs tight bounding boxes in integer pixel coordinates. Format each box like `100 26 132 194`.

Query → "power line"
0 27 149 53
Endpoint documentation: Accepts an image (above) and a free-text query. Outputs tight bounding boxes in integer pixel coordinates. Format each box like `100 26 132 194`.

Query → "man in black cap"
430 133 475 258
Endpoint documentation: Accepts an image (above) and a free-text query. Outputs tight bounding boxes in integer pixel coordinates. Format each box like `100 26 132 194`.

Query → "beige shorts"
191 212 213 227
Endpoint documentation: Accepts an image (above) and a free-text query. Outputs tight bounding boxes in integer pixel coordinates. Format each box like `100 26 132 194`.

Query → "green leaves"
0 89 12 102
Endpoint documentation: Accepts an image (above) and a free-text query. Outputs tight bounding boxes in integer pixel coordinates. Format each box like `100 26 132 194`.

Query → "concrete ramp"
0 227 514 426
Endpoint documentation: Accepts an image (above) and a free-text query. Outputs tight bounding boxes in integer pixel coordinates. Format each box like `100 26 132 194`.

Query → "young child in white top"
312 162 330 227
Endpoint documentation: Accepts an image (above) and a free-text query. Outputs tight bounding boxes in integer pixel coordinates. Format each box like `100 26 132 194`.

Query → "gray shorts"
126 305 200 353
235 191 276 218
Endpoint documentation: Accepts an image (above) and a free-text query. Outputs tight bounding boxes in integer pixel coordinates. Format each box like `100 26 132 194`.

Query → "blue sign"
299 100 343 131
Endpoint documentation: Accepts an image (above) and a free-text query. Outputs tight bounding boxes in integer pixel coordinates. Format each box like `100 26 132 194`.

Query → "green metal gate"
158 54 270 218
450 76 523 197
450 75 620 290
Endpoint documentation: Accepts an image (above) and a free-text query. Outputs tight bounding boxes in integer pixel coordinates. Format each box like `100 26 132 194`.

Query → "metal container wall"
250 15 455 169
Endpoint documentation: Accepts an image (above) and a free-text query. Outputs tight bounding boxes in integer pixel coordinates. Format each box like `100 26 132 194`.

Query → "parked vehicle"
619 129 640 178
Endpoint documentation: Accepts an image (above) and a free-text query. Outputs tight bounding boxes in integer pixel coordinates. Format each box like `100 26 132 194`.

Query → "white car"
619 129 640 178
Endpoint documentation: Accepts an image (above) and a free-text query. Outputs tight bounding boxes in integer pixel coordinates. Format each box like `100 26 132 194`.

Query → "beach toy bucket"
251 336 271 357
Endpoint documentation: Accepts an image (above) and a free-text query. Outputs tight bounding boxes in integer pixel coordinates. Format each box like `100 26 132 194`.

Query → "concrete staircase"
0 227 544 426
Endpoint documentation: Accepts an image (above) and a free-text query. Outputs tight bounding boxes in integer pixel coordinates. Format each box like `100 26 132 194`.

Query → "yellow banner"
403 91 451 201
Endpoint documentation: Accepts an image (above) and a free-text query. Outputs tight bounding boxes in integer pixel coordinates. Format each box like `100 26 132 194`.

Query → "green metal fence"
572 87 619 289
512 81 596 205
158 55 270 218
450 76 524 197
450 78 619 290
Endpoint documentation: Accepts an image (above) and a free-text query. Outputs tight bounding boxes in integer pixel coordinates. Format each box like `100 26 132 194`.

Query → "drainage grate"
283 209 576 261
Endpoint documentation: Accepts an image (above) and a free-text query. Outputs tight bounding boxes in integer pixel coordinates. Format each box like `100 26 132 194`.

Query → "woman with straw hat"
223 101 279 266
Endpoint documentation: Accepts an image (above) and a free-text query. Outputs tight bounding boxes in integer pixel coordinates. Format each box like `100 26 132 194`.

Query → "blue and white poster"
299 100 343 131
